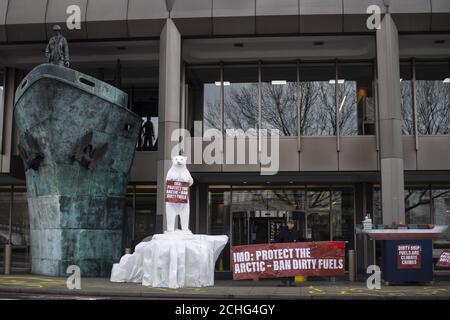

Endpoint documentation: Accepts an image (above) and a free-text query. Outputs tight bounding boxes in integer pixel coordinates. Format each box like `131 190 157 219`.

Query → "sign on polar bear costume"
110 155 228 288
165 155 193 232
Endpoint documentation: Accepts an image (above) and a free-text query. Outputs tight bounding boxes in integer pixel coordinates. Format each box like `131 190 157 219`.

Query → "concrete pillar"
156 19 182 233
376 14 405 225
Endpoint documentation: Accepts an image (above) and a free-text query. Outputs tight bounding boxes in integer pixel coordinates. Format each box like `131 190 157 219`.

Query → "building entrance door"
232 211 286 246
249 218 285 244
212 187 355 271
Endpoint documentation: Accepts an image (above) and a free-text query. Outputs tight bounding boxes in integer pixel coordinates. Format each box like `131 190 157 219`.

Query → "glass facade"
223 65 259 135
128 87 159 151
338 62 375 136
373 185 450 243
332 188 355 242
405 186 450 244
405 188 432 224
0 186 30 273
431 189 450 242
125 185 157 248
186 65 221 134
306 188 331 240
187 61 376 138
415 61 450 135
299 63 336 136
400 61 414 135
400 59 450 136
209 185 355 271
261 64 297 136
209 188 231 271
125 64 159 151
186 60 449 139
0 186 29 246
373 187 382 226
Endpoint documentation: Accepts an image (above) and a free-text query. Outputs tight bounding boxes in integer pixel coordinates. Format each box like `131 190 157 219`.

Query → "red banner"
231 241 346 280
397 244 422 269
436 250 450 267
165 180 189 203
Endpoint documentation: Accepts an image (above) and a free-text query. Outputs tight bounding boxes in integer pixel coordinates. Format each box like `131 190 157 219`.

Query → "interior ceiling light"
271 80 287 85
443 78 450 83
339 96 347 112
329 79 345 84
215 81 231 86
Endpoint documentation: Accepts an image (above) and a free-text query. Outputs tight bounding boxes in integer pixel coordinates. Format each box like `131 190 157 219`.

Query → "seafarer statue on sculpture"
45 25 70 67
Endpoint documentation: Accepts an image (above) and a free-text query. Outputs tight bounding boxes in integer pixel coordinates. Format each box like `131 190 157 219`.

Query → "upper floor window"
400 61 414 135
399 59 450 136
338 62 375 136
127 87 159 151
300 63 336 136
261 64 297 136
120 65 159 151
187 60 376 138
415 61 450 135
186 65 221 134
223 64 259 135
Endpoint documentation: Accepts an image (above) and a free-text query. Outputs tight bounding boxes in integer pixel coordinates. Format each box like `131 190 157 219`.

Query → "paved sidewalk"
0 275 449 300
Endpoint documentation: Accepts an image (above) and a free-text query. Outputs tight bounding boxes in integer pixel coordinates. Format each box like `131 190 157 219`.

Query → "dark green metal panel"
14 64 142 277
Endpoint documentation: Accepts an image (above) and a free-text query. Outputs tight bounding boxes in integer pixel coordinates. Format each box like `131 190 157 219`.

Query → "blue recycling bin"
381 240 433 284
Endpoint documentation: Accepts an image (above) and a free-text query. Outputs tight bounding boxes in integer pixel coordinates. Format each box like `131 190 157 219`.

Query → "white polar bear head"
172 155 187 166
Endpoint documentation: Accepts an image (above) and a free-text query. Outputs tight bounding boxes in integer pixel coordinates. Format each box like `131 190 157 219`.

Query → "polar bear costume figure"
111 155 228 287
165 155 194 232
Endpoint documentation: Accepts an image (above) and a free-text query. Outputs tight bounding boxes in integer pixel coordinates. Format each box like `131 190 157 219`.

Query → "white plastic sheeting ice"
110 230 228 288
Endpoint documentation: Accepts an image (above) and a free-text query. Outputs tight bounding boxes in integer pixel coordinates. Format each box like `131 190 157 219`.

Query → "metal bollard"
348 249 356 282
4 244 12 275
